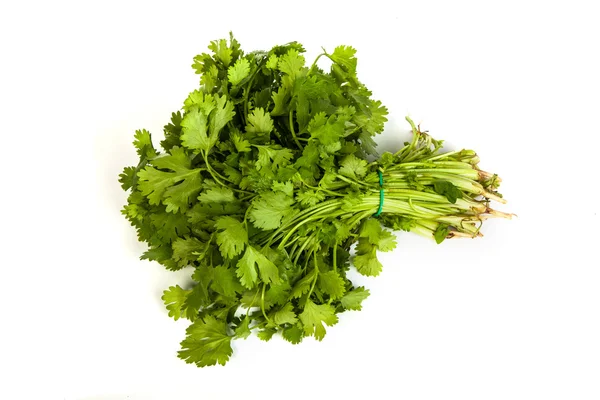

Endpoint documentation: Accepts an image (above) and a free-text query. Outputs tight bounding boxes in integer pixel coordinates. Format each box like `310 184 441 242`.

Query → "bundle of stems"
257 117 511 270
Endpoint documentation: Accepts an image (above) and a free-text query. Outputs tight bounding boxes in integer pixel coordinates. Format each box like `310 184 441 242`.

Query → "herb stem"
306 251 320 300
288 110 303 150
260 283 272 325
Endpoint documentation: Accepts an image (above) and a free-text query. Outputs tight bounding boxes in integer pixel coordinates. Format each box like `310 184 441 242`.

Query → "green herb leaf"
228 58 250 86
433 180 463 204
282 324 304 344
237 246 280 288
249 192 295 230
246 108 274 136
162 285 190 321
181 108 211 151
273 303 298 325
353 238 383 276
178 316 233 367
340 287 370 311
215 216 248 259
339 154 368 179
434 223 450 244
317 270 346 300
299 300 338 341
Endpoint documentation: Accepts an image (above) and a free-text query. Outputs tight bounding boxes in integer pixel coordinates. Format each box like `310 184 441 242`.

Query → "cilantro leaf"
359 219 384 245
266 54 279 69
236 250 259 289
299 300 338 341
210 95 235 140
162 285 190 321
172 236 205 268
278 49 306 82
273 303 298 325
236 246 280 288
255 145 294 172
257 328 277 342
296 189 326 207
282 324 304 344
228 58 250 86
271 87 290 116
163 172 202 213
308 112 345 146
272 181 294 197
291 268 317 299
433 180 463 204
214 216 247 259
353 238 383 276
231 131 251 152
246 107 274 136
340 287 370 311
265 281 292 307
212 265 243 297
137 148 201 207
183 278 212 321
208 39 233 67
119 166 137 190
359 219 396 251
434 223 450 244
249 192 295 230
178 316 233 367
183 90 216 114
133 129 157 158
181 108 212 151
235 317 251 339
328 45 357 73
377 229 397 252
317 270 346 300
339 154 368 179
198 186 235 204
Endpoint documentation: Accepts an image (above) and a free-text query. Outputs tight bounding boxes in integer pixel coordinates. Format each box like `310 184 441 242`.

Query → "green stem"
306 251 320 300
335 174 370 187
333 245 337 273
289 110 303 150
308 53 326 75
391 161 475 170
385 168 480 180
263 200 342 247
246 288 260 316
203 152 226 187
260 283 273 325
248 320 267 332
277 203 341 248
293 233 317 264
202 152 252 195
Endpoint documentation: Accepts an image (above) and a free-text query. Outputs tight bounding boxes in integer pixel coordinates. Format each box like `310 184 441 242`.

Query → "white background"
1 1 599 399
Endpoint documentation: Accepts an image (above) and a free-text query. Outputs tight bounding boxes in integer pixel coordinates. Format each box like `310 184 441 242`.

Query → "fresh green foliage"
433 180 463 204
120 34 509 367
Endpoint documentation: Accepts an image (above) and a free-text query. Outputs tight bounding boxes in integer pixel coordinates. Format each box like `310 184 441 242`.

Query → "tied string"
374 169 384 217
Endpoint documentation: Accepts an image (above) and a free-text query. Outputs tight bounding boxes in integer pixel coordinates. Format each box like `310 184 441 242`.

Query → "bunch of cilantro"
119 34 509 367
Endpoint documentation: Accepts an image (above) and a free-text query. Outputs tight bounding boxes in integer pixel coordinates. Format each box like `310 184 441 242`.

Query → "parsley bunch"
119 34 510 367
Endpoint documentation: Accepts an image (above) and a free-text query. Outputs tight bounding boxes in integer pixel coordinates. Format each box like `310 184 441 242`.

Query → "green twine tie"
374 170 384 217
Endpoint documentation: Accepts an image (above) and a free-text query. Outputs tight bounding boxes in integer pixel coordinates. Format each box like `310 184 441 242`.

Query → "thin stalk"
305 251 320 300
308 53 326 75
288 110 303 150
293 234 316 264
384 168 481 180
260 283 273 325
391 161 476 170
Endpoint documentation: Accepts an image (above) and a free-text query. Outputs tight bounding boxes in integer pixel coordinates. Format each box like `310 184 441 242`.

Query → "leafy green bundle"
119 34 510 367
